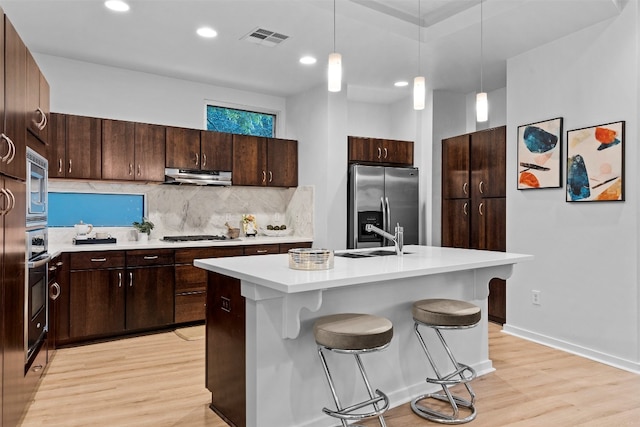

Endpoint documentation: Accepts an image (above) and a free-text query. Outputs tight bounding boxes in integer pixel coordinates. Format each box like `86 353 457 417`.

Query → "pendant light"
476 0 488 122
328 0 342 92
413 0 425 110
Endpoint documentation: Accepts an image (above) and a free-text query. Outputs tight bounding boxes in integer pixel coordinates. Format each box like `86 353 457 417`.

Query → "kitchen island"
195 245 533 427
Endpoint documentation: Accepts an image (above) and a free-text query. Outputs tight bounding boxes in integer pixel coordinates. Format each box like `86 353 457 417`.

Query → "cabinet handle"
35 107 47 130
31 364 44 373
58 158 63 174
129 272 133 287
129 163 133 176
479 181 485 194
463 182 468 195
463 202 468 216
118 272 122 288
143 255 158 260
0 133 15 164
377 147 382 159
268 171 273 183
49 265 57 272
262 171 266 183
56 261 63 267
256 250 268 254
137 164 141 176
195 153 199 166
383 147 388 158
478 202 484 216
90 258 107 262
202 153 207 168
4 188 15 215
68 159 72 174
49 282 61 300
0 189 7 216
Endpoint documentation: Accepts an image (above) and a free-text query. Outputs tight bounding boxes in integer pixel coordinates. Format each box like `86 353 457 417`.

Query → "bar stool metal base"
411 322 477 424
318 345 390 427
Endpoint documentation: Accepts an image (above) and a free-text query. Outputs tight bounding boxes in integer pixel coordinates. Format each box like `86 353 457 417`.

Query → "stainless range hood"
164 168 232 186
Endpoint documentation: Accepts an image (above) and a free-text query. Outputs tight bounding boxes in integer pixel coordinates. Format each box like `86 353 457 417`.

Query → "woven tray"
288 248 334 270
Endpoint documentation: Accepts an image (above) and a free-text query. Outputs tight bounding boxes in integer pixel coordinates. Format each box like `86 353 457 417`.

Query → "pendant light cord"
333 0 336 52
417 0 421 75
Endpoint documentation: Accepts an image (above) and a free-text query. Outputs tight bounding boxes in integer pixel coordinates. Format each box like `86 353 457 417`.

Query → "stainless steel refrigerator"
347 164 419 249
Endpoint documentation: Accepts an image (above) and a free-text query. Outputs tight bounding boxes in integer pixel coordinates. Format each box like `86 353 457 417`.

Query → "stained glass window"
206 105 275 137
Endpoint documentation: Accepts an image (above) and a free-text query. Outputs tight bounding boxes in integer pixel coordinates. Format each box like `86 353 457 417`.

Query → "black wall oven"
25 223 49 362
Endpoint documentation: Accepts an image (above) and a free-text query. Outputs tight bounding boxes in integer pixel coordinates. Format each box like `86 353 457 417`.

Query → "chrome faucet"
365 223 404 256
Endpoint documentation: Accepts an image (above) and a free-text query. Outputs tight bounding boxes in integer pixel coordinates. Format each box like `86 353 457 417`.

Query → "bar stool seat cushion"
314 313 393 350
413 299 481 327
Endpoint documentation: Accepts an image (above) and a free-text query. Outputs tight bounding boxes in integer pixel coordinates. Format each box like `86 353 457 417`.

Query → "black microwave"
26 147 48 227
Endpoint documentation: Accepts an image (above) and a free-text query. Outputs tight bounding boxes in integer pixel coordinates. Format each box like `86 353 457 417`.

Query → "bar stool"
314 313 393 427
411 298 481 424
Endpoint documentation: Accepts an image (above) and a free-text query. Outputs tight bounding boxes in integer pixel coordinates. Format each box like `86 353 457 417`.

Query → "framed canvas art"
517 117 563 189
566 121 624 202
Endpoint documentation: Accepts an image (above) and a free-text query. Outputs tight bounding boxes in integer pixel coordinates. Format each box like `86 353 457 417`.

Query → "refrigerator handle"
380 196 387 245
385 197 391 232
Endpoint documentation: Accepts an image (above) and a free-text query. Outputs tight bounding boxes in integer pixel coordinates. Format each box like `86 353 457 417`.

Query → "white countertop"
49 235 313 257
194 245 534 294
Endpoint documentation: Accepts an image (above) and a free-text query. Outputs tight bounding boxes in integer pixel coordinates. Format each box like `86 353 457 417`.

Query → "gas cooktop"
162 235 231 242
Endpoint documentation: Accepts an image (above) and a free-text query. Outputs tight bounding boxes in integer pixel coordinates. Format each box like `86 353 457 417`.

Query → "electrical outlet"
531 290 541 305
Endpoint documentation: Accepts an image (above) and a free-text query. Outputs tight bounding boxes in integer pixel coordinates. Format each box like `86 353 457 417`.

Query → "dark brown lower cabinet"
207 272 246 427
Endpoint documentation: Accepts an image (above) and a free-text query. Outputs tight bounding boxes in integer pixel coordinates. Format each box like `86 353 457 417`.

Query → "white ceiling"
0 0 626 104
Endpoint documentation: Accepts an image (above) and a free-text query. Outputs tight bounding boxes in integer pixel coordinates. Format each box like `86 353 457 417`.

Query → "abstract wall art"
566 121 624 202
517 117 563 189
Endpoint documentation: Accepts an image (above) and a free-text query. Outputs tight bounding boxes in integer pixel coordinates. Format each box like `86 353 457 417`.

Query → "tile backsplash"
48 180 314 244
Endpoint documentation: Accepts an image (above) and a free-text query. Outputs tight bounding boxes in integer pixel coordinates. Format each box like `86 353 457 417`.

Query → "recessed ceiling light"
197 27 218 38
299 56 317 65
394 81 409 87
104 0 130 12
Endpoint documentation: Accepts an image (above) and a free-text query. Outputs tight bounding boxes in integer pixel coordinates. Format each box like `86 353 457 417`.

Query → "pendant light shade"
476 92 488 122
328 52 342 92
413 76 425 110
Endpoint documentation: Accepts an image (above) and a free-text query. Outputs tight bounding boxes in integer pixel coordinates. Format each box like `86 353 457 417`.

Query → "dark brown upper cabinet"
232 135 297 187
348 136 413 166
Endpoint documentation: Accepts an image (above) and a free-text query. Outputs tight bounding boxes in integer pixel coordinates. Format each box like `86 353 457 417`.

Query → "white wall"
504 3 640 371
35 54 287 134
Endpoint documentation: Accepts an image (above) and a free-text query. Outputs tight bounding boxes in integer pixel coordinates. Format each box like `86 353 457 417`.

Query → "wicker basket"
288 248 334 270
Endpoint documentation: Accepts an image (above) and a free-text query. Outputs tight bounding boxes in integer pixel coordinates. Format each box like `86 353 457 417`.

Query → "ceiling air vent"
242 27 289 47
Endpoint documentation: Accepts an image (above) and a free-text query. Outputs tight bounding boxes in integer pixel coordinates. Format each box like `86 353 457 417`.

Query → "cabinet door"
232 134 267 186
471 126 506 198
207 272 246 427
442 134 470 199
3 17 26 181
48 253 69 348
165 126 200 169
26 50 49 147
348 136 376 163
474 197 506 251
135 123 165 182
267 138 297 187
47 113 67 178
101 119 135 180
384 139 413 165
65 114 102 179
1 177 26 427
126 266 175 330
200 130 232 172
69 269 125 338
441 199 470 248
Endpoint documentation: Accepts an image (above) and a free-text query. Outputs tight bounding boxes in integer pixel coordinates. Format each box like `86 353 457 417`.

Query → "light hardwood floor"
20 323 640 427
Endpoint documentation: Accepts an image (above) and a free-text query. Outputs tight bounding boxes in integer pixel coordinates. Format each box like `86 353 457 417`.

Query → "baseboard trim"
502 323 640 374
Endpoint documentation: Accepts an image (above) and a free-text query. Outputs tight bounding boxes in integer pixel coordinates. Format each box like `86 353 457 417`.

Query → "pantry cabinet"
3 17 26 181
102 119 166 182
348 136 414 166
441 126 506 324
232 135 297 187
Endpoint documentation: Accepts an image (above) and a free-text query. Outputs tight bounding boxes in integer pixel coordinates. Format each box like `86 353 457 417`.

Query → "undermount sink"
335 249 412 258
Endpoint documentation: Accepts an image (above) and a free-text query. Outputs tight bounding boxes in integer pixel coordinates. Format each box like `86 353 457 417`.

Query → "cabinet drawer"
175 247 243 264
175 264 207 293
279 242 313 253
126 249 174 267
244 244 279 256
70 251 125 270
175 291 206 323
